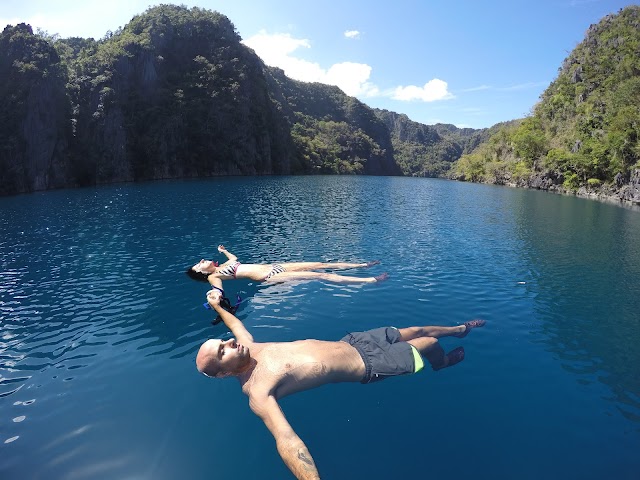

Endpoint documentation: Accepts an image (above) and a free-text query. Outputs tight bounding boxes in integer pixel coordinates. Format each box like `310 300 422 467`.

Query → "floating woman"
186 245 388 285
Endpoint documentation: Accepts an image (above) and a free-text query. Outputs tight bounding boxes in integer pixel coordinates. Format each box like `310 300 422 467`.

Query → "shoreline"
452 167 640 212
494 180 640 211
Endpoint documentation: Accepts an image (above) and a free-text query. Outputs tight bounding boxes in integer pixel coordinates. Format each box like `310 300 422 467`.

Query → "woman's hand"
217 245 237 262
206 289 222 307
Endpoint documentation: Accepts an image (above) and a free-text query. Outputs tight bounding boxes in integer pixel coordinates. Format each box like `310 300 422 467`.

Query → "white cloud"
344 30 360 39
243 31 325 82
498 81 547 91
392 79 454 102
460 85 491 93
242 31 456 102
243 31 378 97
243 31 311 61
458 82 546 94
325 62 379 97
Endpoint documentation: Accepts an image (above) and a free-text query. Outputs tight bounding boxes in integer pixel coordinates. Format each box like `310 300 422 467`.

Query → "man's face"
197 338 250 377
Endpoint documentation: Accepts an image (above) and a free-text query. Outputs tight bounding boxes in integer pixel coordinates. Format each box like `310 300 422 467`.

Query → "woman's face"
192 259 216 274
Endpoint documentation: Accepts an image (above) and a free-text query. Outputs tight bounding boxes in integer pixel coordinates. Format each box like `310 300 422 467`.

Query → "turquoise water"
1 176 639 479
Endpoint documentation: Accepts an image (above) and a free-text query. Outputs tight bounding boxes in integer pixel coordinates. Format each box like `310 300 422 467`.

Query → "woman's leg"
265 270 385 284
279 261 378 271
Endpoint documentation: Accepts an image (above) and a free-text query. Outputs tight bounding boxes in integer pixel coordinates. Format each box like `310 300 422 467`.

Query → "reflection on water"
1 177 639 479
512 189 640 422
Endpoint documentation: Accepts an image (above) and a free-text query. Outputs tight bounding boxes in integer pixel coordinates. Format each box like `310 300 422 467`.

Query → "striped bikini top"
216 261 241 278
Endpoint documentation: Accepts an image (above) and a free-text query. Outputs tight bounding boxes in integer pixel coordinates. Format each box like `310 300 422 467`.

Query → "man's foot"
374 272 389 282
366 260 381 267
446 346 465 367
433 347 465 370
453 319 486 338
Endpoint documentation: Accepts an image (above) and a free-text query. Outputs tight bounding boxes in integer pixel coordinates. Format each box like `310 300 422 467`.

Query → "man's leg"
397 321 486 371
397 320 486 341
404 336 464 371
397 325 465 340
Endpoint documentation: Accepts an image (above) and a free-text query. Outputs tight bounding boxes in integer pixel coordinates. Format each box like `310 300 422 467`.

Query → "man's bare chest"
245 351 329 397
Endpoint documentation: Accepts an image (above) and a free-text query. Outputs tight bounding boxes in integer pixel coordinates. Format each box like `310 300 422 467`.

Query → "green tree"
511 117 548 167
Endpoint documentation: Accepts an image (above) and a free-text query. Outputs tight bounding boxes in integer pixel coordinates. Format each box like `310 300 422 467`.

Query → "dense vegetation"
374 109 513 177
57 6 293 183
451 6 640 197
0 24 73 194
265 67 399 175
0 5 401 195
1 4 638 202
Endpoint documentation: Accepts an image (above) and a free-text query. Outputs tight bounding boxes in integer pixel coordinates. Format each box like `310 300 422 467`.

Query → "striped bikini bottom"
263 264 287 281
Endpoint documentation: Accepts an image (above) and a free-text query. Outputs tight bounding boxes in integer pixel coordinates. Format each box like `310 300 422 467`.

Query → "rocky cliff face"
450 6 640 206
68 10 296 184
376 109 442 145
0 24 74 194
265 67 400 176
0 6 405 195
374 109 485 177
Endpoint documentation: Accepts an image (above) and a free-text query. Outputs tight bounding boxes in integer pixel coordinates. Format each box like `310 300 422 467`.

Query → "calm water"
1 176 639 480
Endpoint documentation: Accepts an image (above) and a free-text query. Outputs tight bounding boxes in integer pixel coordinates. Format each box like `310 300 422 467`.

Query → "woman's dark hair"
185 268 210 282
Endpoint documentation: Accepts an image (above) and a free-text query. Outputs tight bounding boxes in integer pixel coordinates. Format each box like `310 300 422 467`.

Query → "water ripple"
1 177 639 478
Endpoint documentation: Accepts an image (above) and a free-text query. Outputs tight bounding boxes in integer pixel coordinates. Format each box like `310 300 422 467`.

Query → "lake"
1 176 638 479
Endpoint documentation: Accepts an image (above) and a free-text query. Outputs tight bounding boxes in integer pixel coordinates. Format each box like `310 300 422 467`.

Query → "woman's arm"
207 274 224 288
217 245 238 262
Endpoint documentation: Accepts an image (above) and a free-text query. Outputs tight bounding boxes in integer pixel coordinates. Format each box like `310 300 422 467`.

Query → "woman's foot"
365 260 381 267
374 272 389 282
453 319 486 338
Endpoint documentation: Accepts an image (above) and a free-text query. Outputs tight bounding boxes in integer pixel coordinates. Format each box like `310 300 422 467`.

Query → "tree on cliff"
0 5 405 195
451 5 640 194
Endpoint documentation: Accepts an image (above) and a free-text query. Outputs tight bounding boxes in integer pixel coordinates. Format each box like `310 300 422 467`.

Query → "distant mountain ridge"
0 5 409 195
0 5 488 195
1 4 638 205
373 109 518 177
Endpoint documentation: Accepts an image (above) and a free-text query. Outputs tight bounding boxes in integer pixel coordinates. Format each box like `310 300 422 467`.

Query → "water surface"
1 176 638 479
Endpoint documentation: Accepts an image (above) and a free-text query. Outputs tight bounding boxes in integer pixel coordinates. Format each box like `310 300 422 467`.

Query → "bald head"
196 339 221 377
196 338 252 378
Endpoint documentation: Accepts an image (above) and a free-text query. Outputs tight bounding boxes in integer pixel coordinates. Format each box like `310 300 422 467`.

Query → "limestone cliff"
0 24 74 194
0 5 406 195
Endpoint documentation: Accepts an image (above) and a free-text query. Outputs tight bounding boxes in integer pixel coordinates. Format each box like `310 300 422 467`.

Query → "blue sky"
1 0 634 129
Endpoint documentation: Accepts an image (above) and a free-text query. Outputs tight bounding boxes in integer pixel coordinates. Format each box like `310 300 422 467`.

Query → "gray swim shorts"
341 327 424 384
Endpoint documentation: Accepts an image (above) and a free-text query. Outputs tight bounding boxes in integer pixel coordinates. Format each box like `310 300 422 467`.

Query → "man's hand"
206 288 254 345
206 289 222 308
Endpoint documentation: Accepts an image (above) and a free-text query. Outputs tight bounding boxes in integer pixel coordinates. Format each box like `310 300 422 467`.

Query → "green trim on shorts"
410 345 424 373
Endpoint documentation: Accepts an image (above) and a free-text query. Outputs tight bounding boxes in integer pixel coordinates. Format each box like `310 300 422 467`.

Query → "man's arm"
217 244 238 262
250 394 320 480
206 289 253 345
